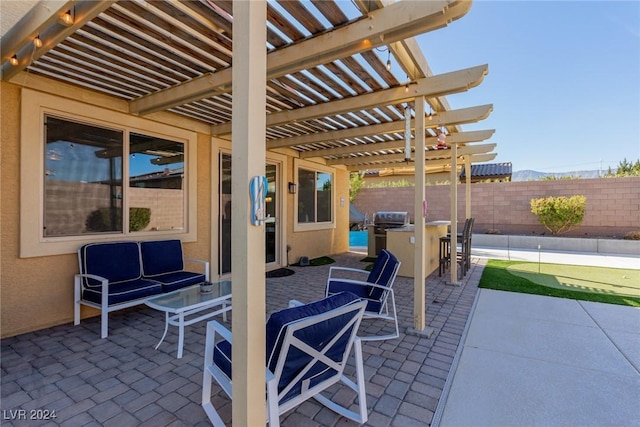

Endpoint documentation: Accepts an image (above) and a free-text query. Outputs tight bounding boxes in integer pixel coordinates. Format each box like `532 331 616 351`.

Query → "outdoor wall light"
9 55 18 66
60 9 74 26
288 182 297 194
34 35 43 48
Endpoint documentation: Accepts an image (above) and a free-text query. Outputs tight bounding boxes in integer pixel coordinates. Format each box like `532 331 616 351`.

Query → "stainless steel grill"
371 211 410 255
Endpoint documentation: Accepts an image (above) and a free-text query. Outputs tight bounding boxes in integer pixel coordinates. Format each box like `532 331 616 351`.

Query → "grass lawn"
479 259 640 307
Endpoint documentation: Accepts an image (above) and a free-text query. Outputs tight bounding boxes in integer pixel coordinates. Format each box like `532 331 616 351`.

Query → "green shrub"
129 207 151 231
86 207 151 232
86 207 122 232
349 172 365 202
530 195 586 235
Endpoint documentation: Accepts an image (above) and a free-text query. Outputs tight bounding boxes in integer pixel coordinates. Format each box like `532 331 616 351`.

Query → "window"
21 88 197 257
43 116 185 237
295 161 334 230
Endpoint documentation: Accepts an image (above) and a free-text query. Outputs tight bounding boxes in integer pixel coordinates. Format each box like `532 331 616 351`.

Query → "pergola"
1 0 495 424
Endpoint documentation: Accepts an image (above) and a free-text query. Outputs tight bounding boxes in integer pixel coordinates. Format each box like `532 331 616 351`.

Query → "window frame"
20 89 198 258
293 159 335 232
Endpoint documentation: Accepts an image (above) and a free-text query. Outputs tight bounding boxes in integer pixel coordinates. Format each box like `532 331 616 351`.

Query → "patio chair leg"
267 376 280 427
202 323 226 427
353 339 368 424
74 276 81 326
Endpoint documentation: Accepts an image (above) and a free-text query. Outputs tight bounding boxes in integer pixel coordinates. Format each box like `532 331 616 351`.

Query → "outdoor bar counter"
386 221 450 278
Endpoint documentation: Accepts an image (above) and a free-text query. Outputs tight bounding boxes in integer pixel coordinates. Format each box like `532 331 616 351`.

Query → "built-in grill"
370 211 410 255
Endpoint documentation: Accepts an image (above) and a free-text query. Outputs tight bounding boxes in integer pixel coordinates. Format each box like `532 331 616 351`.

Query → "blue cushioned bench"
74 239 209 338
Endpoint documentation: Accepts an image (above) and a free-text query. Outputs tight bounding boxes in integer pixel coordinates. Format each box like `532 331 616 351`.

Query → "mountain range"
512 169 610 181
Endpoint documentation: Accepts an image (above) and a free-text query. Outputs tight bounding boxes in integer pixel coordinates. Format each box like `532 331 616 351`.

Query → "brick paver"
0 252 484 426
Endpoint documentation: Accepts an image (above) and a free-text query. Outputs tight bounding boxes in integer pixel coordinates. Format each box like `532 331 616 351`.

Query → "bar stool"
438 218 474 278
438 235 451 276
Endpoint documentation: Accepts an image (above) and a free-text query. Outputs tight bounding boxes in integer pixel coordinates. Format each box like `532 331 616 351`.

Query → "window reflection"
42 116 185 237
44 116 123 237
297 168 332 224
129 133 184 232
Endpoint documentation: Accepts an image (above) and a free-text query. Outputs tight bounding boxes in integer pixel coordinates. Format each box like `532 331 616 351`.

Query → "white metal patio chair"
325 249 401 341
201 292 368 426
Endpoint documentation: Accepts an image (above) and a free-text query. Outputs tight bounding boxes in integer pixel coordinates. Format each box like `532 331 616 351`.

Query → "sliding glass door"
219 153 279 275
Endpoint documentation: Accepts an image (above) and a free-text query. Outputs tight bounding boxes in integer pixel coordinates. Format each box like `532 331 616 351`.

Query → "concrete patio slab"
434 289 640 427
437 345 640 427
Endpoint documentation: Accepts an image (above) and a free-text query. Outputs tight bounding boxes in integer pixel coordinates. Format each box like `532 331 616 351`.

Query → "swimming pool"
349 230 368 247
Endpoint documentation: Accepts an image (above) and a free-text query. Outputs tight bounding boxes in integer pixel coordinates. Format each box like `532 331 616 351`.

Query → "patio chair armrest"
328 266 369 278
206 320 232 344
327 278 374 297
329 279 393 293
328 278 372 288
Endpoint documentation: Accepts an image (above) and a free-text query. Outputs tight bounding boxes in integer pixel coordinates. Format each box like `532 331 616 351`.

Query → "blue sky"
416 0 640 173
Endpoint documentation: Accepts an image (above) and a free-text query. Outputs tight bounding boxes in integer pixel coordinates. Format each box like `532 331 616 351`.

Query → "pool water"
349 230 368 247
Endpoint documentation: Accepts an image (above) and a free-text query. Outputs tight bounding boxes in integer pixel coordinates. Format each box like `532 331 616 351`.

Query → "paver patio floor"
1 252 483 426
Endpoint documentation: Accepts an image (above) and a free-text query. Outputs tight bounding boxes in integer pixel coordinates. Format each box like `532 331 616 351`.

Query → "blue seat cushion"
213 292 362 404
79 242 142 287
140 239 185 276
148 271 205 293
326 280 370 298
327 281 382 313
82 278 162 305
267 291 361 402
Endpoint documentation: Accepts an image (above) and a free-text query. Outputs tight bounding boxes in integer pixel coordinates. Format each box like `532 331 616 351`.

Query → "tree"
606 158 640 177
530 195 587 235
349 172 365 202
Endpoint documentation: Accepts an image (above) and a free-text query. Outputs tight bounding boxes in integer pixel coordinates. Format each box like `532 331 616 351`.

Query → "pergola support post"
408 96 434 338
465 155 471 218
449 138 459 286
231 1 267 426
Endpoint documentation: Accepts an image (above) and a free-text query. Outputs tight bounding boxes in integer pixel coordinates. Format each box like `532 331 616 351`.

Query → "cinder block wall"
353 177 640 238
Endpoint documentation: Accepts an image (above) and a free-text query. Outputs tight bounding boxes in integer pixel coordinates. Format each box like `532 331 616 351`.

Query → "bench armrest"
75 273 109 298
185 258 210 281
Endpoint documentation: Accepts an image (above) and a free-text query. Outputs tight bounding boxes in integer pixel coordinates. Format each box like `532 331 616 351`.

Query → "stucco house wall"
0 79 349 338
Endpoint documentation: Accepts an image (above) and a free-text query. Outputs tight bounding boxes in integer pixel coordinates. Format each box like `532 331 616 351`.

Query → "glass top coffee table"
146 280 232 358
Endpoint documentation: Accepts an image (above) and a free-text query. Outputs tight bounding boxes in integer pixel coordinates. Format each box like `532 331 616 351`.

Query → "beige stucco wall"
286 167 350 264
0 81 212 337
0 78 350 338
353 178 640 238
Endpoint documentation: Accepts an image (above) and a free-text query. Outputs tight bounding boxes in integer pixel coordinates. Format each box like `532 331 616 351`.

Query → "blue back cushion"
80 242 141 286
366 250 399 299
265 292 361 400
366 249 396 285
140 239 184 276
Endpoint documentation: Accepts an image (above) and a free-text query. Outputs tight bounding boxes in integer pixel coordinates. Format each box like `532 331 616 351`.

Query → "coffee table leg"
177 312 185 359
155 311 170 350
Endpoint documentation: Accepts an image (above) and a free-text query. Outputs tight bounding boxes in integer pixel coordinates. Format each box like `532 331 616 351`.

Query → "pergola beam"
130 0 470 115
1 0 116 81
300 129 495 159
354 0 462 134
212 64 488 136
328 142 496 166
271 104 492 151
346 153 497 172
